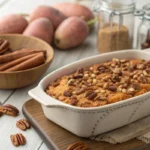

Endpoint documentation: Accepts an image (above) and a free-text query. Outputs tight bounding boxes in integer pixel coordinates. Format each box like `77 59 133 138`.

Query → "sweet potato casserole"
46 58 150 108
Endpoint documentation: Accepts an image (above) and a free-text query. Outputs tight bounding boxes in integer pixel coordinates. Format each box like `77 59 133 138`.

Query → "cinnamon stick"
0 53 38 71
14 49 46 57
0 39 9 54
5 53 45 72
0 49 46 64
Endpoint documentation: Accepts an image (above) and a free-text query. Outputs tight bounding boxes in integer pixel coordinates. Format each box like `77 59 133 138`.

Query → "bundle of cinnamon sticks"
0 38 46 72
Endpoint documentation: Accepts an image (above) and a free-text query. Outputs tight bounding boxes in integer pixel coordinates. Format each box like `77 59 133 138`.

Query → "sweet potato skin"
54 17 89 49
23 18 54 44
30 5 67 29
53 3 94 21
0 14 28 34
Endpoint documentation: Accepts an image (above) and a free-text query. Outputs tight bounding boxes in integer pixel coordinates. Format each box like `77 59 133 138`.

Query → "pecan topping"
53 82 60 87
64 91 72 97
70 97 78 105
74 88 85 95
137 64 145 69
0 104 19 116
129 64 136 71
113 68 122 75
112 75 120 82
120 59 129 63
67 79 76 86
73 74 83 79
96 96 107 101
77 68 84 74
146 69 150 74
10 133 26 147
16 119 30 131
0 39 9 54
130 83 140 90
97 65 107 73
67 141 88 150
46 58 150 108
86 91 97 100
138 76 147 83
107 85 117 92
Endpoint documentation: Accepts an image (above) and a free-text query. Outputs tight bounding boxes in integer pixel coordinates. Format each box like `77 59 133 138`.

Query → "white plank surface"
0 0 149 150
39 143 49 150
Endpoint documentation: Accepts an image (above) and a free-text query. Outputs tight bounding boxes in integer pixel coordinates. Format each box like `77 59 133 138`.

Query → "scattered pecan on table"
0 104 19 116
10 133 26 147
16 119 30 131
66 141 88 150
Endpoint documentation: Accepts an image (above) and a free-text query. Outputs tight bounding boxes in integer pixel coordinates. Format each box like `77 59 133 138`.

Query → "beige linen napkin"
90 115 150 144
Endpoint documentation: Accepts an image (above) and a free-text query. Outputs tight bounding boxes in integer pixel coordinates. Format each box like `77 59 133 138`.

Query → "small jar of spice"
93 0 140 53
137 4 150 49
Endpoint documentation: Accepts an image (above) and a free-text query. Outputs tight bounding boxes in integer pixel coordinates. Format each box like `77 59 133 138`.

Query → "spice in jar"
141 29 150 49
97 23 131 53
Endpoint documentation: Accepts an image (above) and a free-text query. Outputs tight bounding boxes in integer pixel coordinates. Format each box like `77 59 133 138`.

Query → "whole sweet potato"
23 18 54 44
54 17 89 49
30 5 67 29
53 3 94 21
0 14 28 34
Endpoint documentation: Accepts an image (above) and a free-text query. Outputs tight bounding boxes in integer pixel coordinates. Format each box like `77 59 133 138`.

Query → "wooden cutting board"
22 99 150 150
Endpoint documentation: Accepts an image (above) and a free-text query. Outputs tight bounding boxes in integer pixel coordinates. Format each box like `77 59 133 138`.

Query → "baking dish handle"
28 86 62 107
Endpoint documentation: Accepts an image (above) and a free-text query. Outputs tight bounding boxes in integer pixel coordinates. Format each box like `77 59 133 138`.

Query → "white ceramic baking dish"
29 49 150 138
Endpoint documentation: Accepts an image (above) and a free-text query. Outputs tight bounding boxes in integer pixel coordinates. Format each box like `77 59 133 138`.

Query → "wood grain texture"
23 99 147 150
0 34 54 89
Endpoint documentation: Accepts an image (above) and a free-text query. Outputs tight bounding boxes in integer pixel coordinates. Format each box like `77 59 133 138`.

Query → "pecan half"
0 104 19 116
86 91 97 100
107 85 117 92
16 119 30 131
64 91 72 97
74 88 85 95
70 97 78 105
73 74 83 79
97 65 110 73
10 133 26 147
0 39 9 54
67 141 88 150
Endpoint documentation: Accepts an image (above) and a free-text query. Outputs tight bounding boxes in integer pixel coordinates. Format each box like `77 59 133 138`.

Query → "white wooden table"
0 0 149 149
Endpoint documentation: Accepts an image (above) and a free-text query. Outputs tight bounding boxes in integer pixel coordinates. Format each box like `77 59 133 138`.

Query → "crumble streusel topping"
46 58 150 108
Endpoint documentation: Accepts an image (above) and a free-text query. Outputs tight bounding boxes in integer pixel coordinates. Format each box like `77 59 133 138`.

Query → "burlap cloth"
90 115 150 144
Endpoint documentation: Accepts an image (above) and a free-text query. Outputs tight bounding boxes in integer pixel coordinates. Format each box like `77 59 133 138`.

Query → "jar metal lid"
143 3 150 20
93 0 136 15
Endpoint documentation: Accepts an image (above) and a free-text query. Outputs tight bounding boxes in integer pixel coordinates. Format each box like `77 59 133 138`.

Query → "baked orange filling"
46 58 150 108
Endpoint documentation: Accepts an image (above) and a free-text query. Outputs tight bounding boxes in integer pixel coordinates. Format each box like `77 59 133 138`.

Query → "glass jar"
93 0 136 53
137 4 150 49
